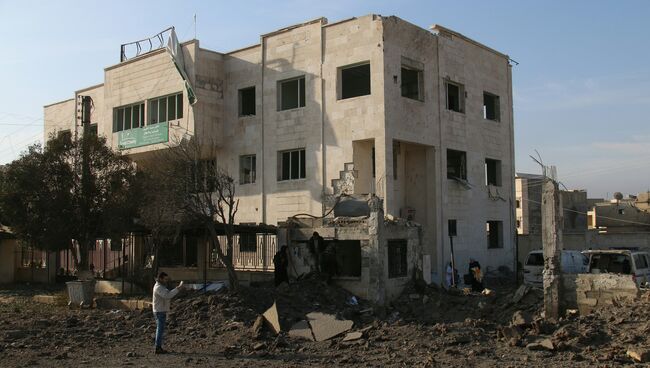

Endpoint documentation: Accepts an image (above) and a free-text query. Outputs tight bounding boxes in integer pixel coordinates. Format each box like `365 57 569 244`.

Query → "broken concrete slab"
342 331 363 342
306 312 353 342
288 320 314 341
262 302 281 334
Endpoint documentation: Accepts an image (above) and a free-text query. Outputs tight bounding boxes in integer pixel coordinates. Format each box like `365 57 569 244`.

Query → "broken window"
401 67 422 101
590 253 632 274
483 92 500 121
334 240 362 277
340 63 370 99
113 102 145 132
278 76 306 111
618 209 625 215
485 158 502 186
239 233 257 252
87 124 98 136
446 81 464 113
239 154 256 185
148 92 183 125
486 221 503 249
516 199 521 208
239 87 256 116
278 148 306 181
58 129 72 142
388 239 408 278
516 219 521 228
446 149 467 180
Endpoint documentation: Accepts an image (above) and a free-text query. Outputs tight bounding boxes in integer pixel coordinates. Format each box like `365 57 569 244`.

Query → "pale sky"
0 0 648 198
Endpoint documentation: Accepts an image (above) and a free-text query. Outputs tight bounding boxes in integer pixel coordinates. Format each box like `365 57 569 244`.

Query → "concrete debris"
342 332 363 342
512 285 531 304
251 315 264 337
262 302 281 335
306 312 353 342
511 310 533 327
526 338 554 351
627 348 650 363
288 320 314 341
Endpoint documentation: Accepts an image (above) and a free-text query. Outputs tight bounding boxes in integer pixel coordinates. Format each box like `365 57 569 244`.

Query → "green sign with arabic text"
117 123 169 150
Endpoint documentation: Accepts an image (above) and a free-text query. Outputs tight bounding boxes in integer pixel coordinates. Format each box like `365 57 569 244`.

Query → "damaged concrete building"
43 14 516 299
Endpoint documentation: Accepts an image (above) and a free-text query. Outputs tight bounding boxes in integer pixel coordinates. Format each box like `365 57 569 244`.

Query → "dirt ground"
1 279 649 367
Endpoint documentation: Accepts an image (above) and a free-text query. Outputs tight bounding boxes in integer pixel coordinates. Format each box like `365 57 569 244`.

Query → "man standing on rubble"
152 272 184 354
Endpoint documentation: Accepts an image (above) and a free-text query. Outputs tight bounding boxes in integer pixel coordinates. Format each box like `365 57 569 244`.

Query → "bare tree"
140 137 240 290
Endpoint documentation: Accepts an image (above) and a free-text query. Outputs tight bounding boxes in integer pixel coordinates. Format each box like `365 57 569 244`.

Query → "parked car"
523 250 588 287
582 249 650 288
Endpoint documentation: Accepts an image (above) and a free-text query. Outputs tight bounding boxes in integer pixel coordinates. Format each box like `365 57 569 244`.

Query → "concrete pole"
542 179 563 320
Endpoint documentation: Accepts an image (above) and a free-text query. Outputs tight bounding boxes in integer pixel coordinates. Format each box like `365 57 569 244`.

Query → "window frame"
339 62 371 100
148 92 183 125
485 158 502 186
445 80 465 113
446 149 467 180
277 76 306 111
238 86 256 117
387 239 408 278
113 102 145 133
483 91 501 121
401 66 423 101
277 148 306 181
487 220 504 249
239 154 257 185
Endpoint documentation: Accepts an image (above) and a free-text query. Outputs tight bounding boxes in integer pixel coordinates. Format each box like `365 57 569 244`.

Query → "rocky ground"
1 278 649 367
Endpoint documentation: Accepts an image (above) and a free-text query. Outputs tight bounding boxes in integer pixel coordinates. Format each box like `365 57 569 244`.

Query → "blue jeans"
154 312 167 348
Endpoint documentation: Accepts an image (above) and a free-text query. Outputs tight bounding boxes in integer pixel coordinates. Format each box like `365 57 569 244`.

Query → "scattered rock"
253 342 267 351
511 310 532 327
126 351 136 358
627 348 650 363
342 332 363 342
526 338 554 351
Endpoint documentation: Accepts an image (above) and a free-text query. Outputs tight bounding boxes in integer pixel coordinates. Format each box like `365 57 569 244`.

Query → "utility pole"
78 95 93 277
542 178 563 320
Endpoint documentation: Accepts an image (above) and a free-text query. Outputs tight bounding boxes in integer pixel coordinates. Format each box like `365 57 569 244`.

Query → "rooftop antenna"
194 14 197 40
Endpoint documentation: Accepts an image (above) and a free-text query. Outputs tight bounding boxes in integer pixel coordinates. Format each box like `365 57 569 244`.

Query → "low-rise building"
44 14 516 296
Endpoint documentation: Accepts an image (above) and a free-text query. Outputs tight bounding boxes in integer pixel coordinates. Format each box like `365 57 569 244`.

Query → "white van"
582 249 650 288
523 250 589 287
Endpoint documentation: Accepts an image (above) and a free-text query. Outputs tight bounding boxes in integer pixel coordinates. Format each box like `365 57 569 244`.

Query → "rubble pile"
1 281 650 367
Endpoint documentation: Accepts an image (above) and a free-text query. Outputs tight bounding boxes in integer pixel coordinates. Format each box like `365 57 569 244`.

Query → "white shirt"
152 281 180 313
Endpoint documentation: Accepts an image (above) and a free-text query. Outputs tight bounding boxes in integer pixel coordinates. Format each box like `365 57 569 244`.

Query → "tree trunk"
207 223 239 291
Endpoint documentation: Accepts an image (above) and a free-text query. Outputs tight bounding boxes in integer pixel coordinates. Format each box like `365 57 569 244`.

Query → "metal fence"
211 233 277 272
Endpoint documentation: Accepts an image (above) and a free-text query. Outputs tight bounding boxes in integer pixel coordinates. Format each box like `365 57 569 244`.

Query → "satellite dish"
614 192 624 201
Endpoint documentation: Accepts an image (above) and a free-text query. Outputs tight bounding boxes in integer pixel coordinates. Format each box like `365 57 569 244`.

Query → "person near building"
308 232 325 272
152 272 184 354
468 258 484 292
273 245 289 286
